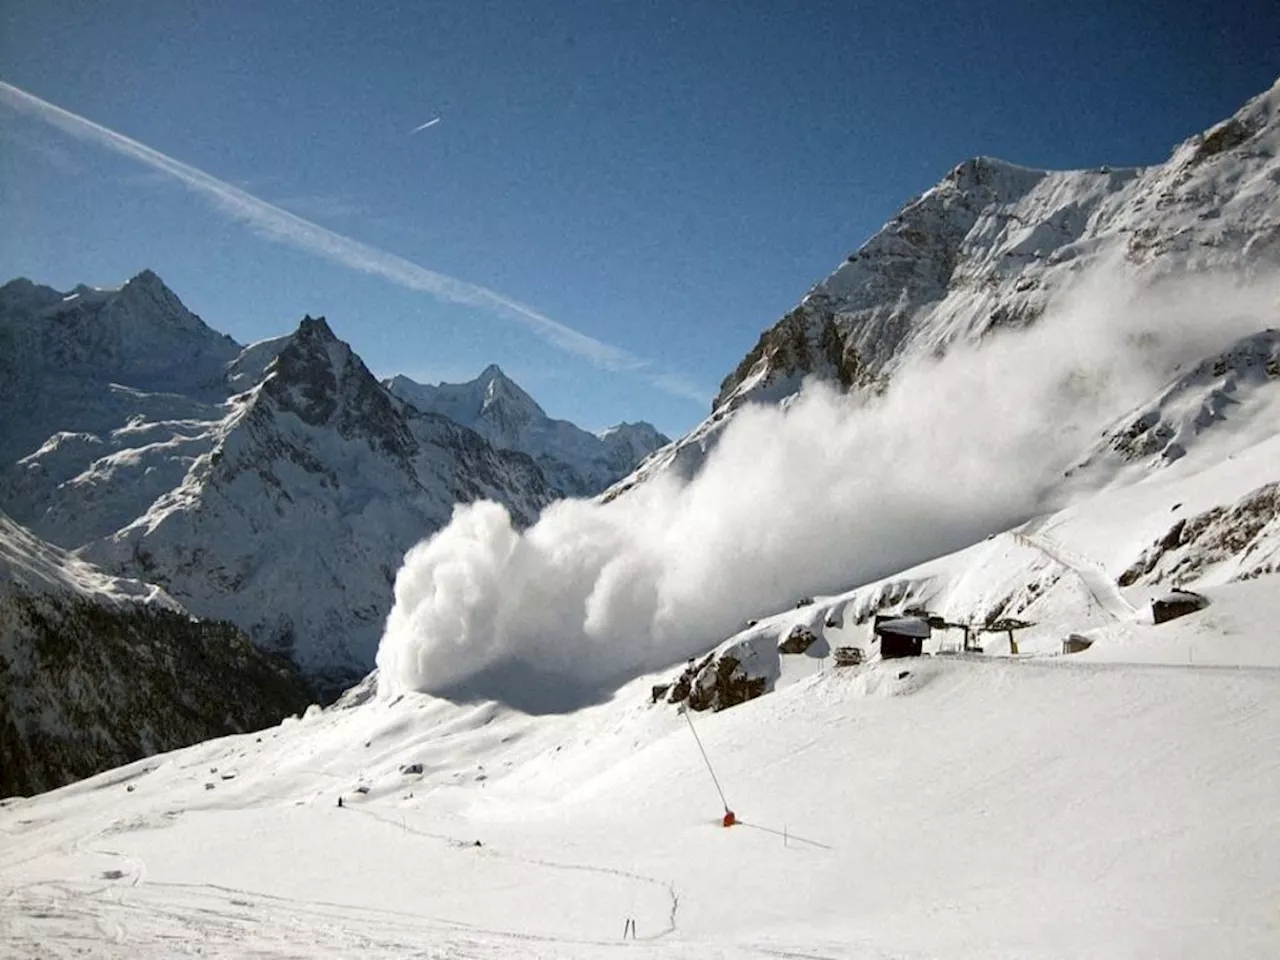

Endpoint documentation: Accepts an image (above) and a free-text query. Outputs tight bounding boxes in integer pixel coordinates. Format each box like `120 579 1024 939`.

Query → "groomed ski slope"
3 578 1279 959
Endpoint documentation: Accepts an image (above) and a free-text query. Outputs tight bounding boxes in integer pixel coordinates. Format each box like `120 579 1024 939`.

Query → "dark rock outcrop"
778 624 818 654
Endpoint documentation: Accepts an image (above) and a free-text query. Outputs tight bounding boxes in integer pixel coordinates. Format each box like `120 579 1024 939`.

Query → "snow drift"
377 267 1280 707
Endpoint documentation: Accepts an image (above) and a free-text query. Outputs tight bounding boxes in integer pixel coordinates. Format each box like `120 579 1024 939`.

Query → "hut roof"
875 616 931 639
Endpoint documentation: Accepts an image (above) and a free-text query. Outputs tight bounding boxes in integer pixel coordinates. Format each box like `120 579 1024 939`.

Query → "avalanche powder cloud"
376 268 1280 708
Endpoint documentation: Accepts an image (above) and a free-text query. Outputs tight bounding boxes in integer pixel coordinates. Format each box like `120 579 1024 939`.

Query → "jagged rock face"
717 303 864 414
387 367 669 498
660 632 780 713
615 79 1280 497
269 318 415 463
1119 482 1280 588
778 624 819 655
0 513 311 798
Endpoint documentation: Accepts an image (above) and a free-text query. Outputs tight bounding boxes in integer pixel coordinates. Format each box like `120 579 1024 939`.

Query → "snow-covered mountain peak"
1170 75 1280 172
476 362 511 385
596 420 670 467
0 268 240 395
939 154 1051 201
609 79 1280 499
386 369 669 497
117 268 192 317
477 365 546 423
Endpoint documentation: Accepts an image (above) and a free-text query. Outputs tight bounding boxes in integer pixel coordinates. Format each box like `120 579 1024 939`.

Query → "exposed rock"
1119 481 1280 587
1073 331 1280 480
686 654 769 713
665 653 713 705
1192 117 1255 164
778 624 818 655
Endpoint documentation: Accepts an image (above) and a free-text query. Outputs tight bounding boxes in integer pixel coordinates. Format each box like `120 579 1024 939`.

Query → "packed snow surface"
3 577 1278 957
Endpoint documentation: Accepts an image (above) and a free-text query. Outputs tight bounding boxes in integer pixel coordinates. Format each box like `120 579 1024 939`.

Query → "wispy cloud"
274 193 370 221
0 81 708 405
410 117 441 135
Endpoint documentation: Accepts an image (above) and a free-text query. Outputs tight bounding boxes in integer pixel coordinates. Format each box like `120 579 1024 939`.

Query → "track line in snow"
1014 531 1139 621
347 802 682 941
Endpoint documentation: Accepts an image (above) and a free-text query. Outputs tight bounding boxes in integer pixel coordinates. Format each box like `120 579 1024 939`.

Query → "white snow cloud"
0 81 707 405
376 266 1280 708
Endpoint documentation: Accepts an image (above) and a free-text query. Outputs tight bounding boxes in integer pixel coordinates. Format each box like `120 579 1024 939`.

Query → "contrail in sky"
0 81 707 403
410 117 441 134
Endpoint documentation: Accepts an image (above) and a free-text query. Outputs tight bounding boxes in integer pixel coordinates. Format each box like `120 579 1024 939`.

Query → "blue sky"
2 1 1277 435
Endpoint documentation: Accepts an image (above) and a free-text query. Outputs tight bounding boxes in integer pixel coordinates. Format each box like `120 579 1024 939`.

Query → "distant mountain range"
0 272 667 702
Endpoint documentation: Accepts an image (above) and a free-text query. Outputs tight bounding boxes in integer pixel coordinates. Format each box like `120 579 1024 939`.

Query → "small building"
1062 634 1094 655
1152 589 1209 625
833 646 864 667
874 615 931 659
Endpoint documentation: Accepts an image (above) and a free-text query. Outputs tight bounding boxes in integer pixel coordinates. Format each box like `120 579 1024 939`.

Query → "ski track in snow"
346 802 682 941
3 789 685 958
1014 529 1140 621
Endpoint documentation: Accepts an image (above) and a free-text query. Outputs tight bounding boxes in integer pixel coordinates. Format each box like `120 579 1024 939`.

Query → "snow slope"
2 574 1277 957
388 367 669 497
721 428 1280 672
0 510 177 610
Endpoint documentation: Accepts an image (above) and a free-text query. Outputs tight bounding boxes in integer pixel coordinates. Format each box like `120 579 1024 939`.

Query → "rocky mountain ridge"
0 272 657 694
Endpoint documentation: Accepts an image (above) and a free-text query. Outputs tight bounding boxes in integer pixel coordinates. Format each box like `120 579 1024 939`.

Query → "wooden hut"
873 615 931 659
1062 634 1094 655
